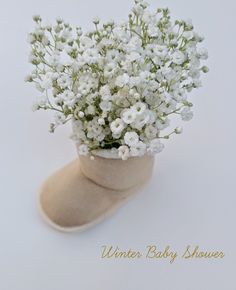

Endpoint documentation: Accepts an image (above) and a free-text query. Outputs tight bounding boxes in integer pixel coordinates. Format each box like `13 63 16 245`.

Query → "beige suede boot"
38 150 154 232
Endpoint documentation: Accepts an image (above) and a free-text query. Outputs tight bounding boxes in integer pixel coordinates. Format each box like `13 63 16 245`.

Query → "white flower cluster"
26 0 208 160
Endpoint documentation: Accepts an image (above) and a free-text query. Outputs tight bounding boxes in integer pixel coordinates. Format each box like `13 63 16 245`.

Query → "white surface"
0 0 236 289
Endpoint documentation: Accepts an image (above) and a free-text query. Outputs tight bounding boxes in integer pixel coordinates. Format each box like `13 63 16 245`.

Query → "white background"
0 0 236 289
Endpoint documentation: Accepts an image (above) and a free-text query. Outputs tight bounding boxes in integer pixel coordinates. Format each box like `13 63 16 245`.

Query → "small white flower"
78 111 84 118
96 132 105 141
42 35 50 45
132 4 145 16
148 139 164 154
27 33 36 44
172 51 186 65
56 17 63 23
175 126 183 134
99 101 112 112
115 73 130 87
124 131 139 147
78 144 89 155
54 112 66 125
93 17 100 24
182 31 194 40
144 125 158 139
113 26 128 40
121 109 136 124
87 105 95 115
41 74 52 89
131 112 150 129
57 75 71 89
118 145 130 160
146 110 156 124
110 118 125 134
155 118 170 130
130 141 146 156
48 52 60 66
98 118 105 125
83 48 100 64
185 18 193 28
100 85 111 101
32 102 40 111
197 47 208 60
131 102 146 115
142 11 152 24
104 63 117 78
37 95 47 106
147 25 160 37
106 50 120 62
202 66 209 73
80 36 94 49
181 107 193 121
24 74 33 82
126 52 141 62
61 90 75 106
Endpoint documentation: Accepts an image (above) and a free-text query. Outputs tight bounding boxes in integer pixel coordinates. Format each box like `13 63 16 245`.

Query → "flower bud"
93 17 100 25
24 74 33 82
56 17 63 24
78 111 84 118
175 127 183 134
98 118 105 125
32 15 41 22
201 66 209 73
49 123 55 133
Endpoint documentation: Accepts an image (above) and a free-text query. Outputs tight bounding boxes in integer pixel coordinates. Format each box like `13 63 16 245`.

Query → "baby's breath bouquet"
26 0 208 160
